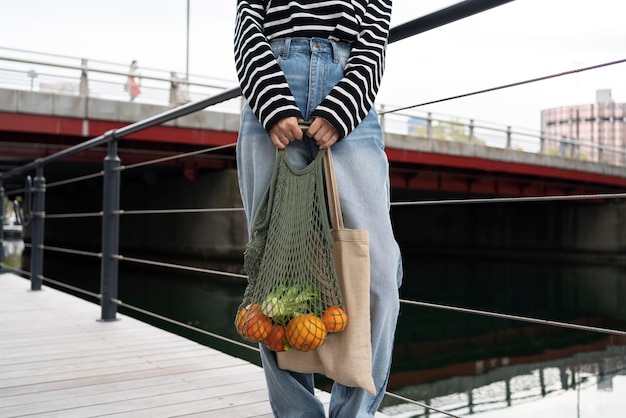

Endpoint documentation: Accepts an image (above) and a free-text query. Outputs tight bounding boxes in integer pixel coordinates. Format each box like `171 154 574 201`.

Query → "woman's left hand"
306 117 339 149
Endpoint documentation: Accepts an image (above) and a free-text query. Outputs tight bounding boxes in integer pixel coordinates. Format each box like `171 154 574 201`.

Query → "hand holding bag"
276 148 376 395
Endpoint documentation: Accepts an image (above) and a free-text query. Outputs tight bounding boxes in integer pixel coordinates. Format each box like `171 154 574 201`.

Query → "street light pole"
186 0 190 77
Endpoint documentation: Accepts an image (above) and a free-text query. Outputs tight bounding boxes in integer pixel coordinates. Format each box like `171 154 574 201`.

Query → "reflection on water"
381 251 626 417
8 242 626 417
382 340 626 417
2 239 24 270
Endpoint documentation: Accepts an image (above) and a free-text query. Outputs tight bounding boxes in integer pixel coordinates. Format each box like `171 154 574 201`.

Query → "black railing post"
100 133 121 321
31 165 46 290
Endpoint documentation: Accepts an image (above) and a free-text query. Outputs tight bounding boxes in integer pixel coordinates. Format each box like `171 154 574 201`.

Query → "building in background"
541 89 626 165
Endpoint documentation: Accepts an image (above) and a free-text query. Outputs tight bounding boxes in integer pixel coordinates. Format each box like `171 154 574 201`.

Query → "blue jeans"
236 37 403 418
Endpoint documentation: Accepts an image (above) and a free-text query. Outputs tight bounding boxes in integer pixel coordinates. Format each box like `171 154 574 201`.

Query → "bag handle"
323 148 344 230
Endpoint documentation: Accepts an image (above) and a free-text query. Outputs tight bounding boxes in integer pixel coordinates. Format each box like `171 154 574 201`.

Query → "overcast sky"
1 0 625 132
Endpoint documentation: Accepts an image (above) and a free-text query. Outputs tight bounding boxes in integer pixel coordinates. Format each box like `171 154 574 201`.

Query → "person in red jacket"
124 60 141 101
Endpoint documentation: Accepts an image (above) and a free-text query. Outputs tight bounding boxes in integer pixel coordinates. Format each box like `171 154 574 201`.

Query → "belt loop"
283 37 292 58
331 40 339 64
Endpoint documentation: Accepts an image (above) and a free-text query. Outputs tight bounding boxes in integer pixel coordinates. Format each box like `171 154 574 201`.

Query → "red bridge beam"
0 112 238 147
386 148 626 196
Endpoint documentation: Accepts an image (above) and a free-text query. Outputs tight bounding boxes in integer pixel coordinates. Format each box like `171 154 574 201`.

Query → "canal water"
5 239 626 417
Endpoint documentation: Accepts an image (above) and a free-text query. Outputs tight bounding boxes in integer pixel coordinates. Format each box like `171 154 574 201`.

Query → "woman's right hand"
269 117 304 149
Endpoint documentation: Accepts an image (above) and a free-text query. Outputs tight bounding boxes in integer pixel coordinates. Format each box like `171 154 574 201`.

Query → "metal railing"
0 46 239 110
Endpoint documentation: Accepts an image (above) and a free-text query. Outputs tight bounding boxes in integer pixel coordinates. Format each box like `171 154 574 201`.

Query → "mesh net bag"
235 149 346 352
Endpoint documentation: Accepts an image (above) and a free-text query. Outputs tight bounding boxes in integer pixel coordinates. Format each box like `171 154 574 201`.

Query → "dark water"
8 241 626 417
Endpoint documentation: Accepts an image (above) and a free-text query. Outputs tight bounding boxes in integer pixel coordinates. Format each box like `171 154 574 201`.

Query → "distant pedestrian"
124 60 141 101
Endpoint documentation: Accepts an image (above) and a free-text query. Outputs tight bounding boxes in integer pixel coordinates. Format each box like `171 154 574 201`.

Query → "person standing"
125 60 141 101
234 1 403 417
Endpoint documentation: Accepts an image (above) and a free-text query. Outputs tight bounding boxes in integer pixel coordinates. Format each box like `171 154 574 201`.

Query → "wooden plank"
1 369 269 416
2 363 262 409
0 344 209 374
0 350 236 383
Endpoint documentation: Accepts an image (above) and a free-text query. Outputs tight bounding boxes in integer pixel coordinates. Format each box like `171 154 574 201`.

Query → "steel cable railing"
115 143 237 172
46 172 105 189
117 208 244 215
7 186 626 418
39 244 101 259
385 392 462 418
380 58 626 116
39 274 101 300
392 191 626 207
15 179 626 338
111 254 247 280
401 299 626 338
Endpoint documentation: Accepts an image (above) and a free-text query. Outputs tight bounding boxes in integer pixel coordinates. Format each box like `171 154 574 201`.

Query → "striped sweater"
234 0 393 139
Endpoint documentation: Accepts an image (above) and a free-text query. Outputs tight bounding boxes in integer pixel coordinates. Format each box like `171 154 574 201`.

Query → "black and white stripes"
234 0 392 138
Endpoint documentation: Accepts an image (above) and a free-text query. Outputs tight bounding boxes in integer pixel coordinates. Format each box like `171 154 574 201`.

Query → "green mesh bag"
235 149 346 352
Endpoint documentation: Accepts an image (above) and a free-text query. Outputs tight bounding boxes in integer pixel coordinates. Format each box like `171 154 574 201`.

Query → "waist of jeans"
270 37 351 60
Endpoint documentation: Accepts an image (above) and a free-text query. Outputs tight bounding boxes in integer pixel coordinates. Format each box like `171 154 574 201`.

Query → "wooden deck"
0 272 362 417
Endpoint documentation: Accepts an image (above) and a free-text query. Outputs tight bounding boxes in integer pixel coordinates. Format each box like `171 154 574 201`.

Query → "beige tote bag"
276 148 376 395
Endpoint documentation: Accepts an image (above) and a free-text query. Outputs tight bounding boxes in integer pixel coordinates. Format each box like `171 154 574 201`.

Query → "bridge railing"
379 107 626 166
0 46 241 111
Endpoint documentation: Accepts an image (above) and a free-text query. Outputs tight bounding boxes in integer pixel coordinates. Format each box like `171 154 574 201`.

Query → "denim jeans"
236 37 403 418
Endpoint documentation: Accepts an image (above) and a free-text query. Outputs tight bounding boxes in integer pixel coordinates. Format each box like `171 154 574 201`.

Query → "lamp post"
186 0 190 78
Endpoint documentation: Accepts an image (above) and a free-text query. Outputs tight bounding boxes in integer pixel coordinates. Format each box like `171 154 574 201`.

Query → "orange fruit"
235 305 250 338
235 304 261 340
243 306 273 342
285 314 327 352
264 324 289 352
321 306 348 333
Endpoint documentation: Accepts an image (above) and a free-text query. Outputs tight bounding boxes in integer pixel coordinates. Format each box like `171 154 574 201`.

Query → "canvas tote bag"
276 148 376 395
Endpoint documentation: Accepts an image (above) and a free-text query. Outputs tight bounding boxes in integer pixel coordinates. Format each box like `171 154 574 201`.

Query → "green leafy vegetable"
262 281 322 324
